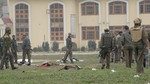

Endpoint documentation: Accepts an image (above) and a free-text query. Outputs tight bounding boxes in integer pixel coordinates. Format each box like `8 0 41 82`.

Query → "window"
50 3 64 41
15 4 29 41
109 1 126 14
142 25 150 32
82 26 99 40
109 26 124 35
81 2 98 15
140 0 150 14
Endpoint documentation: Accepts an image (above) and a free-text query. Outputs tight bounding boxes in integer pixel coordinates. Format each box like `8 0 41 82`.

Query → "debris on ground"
59 64 81 71
38 61 61 67
134 75 140 78
92 68 96 71
111 69 116 73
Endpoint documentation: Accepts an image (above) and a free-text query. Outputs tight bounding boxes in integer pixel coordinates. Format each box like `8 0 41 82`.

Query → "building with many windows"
8 0 150 49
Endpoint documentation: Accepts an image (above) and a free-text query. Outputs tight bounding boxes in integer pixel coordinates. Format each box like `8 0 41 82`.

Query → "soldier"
0 38 3 59
99 29 113 69
11 35 18 64
62 33 74 63
130 18 149 74
20 34 31 66
122 26 133 68
0 27 17 70
115 31 123 63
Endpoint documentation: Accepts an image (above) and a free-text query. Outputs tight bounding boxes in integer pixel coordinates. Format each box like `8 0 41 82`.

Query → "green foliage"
88 40 97 51
32 46 43 52
42 41 50 52
0 53 150 84
61 46 67 51
72 42 77 51
81 46 86 51
51 41 59 52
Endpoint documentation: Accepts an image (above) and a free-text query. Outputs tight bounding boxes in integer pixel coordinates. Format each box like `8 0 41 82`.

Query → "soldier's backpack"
102 33 113 48
130 26 143 42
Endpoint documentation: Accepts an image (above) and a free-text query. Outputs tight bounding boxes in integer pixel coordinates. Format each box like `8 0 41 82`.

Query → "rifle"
98 46 106 58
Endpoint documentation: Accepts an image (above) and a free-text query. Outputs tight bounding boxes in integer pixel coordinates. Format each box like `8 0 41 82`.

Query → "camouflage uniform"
122 26 133 68
99 29 113 69
63 33 73 63
130 18 149 74
0 27 17 70
115 32 123 63
0 38 3 59
11 35 18 63
20 34 31 65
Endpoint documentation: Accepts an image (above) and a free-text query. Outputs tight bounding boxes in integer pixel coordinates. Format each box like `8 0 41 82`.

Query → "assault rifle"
98 46 108 58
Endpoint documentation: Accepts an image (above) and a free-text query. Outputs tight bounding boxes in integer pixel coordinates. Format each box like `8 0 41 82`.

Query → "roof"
0 18 4 25
2 18 13 25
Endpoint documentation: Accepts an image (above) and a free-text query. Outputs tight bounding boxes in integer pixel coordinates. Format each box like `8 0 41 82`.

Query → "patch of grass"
0 53 150 84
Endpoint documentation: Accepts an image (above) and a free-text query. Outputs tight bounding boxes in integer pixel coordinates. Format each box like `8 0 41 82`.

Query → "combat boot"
70 59 74 64
63 60 66 63
12 67 18 70
101 64 105 69
106 66 110 69
27 63 31 66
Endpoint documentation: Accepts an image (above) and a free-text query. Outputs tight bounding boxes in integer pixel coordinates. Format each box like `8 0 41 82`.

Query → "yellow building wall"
80 16 99 26
128 0 137 27
109 15 127 25
100 0 106 33
8 0 150 49
140 14 150 25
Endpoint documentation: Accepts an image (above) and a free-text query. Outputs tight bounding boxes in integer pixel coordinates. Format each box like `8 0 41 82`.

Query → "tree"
42 41 50 52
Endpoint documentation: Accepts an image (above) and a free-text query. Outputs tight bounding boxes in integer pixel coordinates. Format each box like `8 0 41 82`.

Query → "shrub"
33 46 44 52
61 46 67 51
88 40 97 51
72 42 77 51
81 46 85 51
51 41 59 52
42 41 50 52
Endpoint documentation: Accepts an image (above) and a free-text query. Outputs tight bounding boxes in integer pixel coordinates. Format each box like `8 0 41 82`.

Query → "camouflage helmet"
134 18 142 24
5 27 11 31
104 28 109 32
68 33 71 36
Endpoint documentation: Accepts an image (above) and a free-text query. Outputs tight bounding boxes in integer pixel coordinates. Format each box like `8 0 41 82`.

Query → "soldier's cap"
104 28 109 31
104 28 109 32
68 33 71 36
134 18 142 24
5 27 11 31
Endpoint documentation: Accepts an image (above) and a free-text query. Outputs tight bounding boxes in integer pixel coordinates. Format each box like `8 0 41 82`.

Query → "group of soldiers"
0 18 148 75
0 27 31 70
99 18 149 74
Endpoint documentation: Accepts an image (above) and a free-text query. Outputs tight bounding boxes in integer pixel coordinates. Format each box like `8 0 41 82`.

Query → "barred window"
50 3 64 41
142 25 150 32
109 1 126 14
82 26 99 40
15 4 29 41
140 0 150 14
109 26 124 35
81 2 98 15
